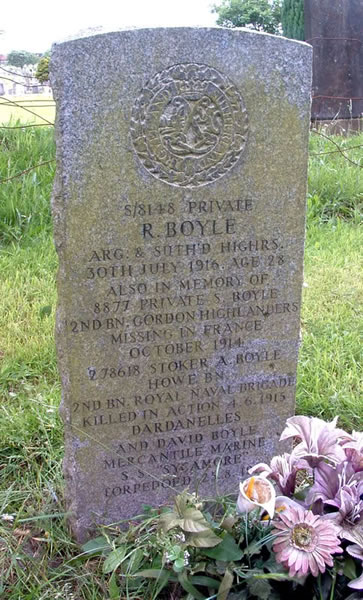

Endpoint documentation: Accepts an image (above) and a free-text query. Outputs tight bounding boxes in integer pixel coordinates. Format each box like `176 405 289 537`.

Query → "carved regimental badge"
131 63 248 187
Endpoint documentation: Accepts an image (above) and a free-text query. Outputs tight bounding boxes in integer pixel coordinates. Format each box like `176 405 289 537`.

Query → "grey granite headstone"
51 27 312 542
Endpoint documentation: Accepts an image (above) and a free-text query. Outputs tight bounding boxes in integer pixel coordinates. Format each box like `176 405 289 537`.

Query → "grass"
0 95 55 125
299 220 362 430
0 125 55 243
0 124 362 598
308 129 362 222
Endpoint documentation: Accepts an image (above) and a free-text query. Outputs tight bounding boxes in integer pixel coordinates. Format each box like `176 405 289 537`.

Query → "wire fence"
0 62 362 186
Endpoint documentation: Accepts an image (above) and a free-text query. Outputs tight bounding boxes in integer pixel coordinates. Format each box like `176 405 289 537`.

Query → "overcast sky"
2 0 217 54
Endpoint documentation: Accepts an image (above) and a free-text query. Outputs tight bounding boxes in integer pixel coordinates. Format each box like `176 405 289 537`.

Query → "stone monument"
305 0 363 121
51 27 312 541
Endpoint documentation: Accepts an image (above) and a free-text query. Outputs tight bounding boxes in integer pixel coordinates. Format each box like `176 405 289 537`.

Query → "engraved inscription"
131 63 249 187
66 199 301 497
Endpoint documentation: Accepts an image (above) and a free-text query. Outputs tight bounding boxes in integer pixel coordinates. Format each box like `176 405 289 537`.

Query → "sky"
1 0 217 54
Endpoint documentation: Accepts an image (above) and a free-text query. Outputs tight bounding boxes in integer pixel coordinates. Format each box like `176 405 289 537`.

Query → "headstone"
51 27 312 542
305 0 363 120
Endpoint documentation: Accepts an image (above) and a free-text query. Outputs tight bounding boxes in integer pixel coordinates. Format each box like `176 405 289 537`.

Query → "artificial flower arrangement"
83 416 363 599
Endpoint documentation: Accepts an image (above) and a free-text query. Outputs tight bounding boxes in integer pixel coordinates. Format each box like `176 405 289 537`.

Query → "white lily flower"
237 476 276 519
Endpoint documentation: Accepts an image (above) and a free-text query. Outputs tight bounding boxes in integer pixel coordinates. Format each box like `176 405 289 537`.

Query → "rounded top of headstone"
51 26 312 49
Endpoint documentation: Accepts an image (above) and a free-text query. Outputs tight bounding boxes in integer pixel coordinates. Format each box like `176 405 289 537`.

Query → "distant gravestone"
305 0 363 120
51 27 312 542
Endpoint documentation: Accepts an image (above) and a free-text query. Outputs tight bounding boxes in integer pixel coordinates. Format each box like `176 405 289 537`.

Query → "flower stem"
318 574 324 600
329 570 336 600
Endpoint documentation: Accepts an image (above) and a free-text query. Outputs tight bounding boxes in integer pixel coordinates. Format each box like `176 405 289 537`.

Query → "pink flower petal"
295 551 303 573
272 521 288 531
286 548 298 566
347 544 363 561
278 512 294 527
348 572 363 590
313 550 326 572
280 547 292 562
301 553 309 575
248 462 271 477
273 540 289 552
308 554 319 577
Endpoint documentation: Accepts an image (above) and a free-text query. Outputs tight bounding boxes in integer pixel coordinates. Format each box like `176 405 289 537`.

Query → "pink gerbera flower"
272 504 342 577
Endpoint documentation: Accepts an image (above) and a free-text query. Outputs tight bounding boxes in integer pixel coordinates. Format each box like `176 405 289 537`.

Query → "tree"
7 50 39 68
281 0 305 40
35 57 50 84
213 0 282 35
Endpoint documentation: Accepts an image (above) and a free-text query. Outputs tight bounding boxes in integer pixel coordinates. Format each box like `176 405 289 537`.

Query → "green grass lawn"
0 94 55 125
299 220 362 429
0 125 362 598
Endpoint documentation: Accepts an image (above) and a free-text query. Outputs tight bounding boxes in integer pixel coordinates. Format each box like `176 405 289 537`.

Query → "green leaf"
126 547 144 575
108 572 120 599
181 508 211 532
217 568 234 600
178 571 205 600
135 569 168 579
343 557 357 581
173 557 185 572
159 511 182 532
202 533 243 561
81 535 110 555
103 546 127 574
251 562 305 585
247 577 273 600
254 571 301 582
241 539 263 558
220 515 237 531
190 561 207 575
187 529 222 548
168 544 183 560
190 576 220 589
